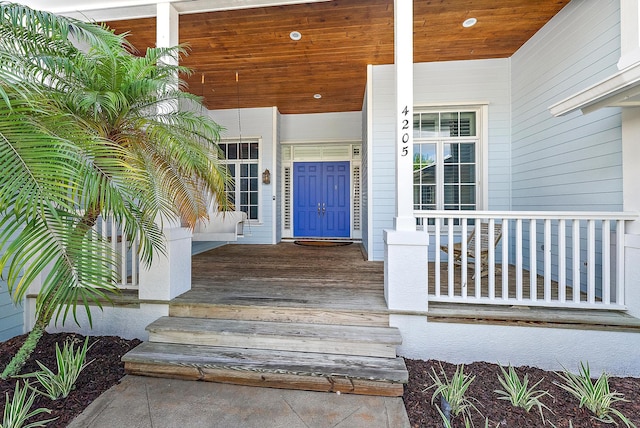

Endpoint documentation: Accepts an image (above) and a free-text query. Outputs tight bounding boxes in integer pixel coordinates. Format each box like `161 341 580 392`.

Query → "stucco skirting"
390 313 640 377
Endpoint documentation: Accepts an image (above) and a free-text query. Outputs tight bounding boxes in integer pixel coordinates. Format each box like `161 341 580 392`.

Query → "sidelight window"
219 140 260 220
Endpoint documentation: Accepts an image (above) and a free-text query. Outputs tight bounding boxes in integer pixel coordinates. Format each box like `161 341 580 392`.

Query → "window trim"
219 137 263 223
413 104 488 211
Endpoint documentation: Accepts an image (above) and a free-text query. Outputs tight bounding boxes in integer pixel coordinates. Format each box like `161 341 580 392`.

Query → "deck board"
178 243 387 313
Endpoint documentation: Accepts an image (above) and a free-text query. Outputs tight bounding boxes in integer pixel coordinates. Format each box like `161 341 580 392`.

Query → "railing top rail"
414 210 638 221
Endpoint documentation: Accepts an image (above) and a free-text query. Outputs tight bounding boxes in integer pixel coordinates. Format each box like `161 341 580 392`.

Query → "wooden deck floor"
182 244 580 308
179 242 387 314
176 242 640 332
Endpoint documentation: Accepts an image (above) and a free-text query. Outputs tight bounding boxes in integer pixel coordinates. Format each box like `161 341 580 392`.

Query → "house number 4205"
400 105 410 156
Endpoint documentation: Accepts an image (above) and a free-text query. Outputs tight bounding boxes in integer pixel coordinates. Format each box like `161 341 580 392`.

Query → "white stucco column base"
624 234 640 318
138 226 192 301
29 300 169 341
383 229 429 313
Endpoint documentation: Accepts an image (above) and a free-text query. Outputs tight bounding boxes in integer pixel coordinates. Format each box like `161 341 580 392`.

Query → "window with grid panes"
413 110 479 222
219 140 259 220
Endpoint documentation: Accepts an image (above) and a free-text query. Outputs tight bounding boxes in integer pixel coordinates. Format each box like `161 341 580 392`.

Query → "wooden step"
147 317 402 358
169 301 390 327
122 342 407 397
170 284 390 327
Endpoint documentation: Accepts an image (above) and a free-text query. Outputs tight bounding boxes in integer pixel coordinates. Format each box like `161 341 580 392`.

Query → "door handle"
322 203 326 215
317 202 321 216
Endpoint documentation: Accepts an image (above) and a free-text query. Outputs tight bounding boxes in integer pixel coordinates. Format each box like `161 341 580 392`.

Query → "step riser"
148 330 398 358
124 361 404 397
169 304 390 327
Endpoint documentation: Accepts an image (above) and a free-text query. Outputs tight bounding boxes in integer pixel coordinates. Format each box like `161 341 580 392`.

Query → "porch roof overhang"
549 61 640 117
16 0 571 115
19 0 331 21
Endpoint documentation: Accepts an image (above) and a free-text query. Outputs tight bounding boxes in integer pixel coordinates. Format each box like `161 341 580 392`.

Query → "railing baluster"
100 216 108 275
475 217 481 299
587 219 596 304
502 219 509 301
131 233 138 286
529 219 537 302
434 217 441 298
120 219 127 286
461 218 468 299
617 219 625 306
544 219 551 303
488 218 495 300
516 218 523 302
447 219 454 298
111 216 118 283
558 219 566 303
602 220 611 305
572 220 581 303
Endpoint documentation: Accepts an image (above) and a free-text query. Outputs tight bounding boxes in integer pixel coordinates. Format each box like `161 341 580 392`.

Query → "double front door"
293 161 350 238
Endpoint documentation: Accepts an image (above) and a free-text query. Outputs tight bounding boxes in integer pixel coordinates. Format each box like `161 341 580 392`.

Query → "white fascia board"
549 61 640 117
18 0 332 22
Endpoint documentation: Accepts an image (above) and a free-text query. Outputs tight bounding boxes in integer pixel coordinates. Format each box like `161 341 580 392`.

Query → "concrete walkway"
68 376 411 428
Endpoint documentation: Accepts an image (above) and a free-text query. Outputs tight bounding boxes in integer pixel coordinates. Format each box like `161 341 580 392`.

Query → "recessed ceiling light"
462 18 477 28
313 93 322 99
290 31 302 41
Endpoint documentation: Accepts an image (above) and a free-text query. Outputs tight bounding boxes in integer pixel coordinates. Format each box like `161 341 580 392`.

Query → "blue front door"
293 161 350 238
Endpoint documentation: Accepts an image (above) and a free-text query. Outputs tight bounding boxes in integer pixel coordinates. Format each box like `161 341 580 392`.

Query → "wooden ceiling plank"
105 0 570 114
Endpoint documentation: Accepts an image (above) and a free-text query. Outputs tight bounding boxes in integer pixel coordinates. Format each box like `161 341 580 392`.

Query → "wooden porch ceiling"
105 0 570 114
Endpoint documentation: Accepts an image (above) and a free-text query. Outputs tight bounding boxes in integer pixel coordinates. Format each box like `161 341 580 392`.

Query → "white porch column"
384 0 428 313
622 107 640 318
156 2 179 49
138 227 192 300
138 2 192 302
618 0 640 70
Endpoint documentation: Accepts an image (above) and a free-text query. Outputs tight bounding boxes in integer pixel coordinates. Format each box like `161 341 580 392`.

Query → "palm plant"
0 3 230 378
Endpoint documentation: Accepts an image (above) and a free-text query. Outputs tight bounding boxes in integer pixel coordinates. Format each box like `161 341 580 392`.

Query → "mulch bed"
0 332 140 427
1 333 639 427
404 359 640 427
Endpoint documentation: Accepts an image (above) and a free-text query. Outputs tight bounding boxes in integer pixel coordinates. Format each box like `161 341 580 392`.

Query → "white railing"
416 211 638 310
94 215 139 289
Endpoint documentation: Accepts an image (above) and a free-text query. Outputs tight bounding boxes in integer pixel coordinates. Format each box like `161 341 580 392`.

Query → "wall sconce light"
262 169 271 185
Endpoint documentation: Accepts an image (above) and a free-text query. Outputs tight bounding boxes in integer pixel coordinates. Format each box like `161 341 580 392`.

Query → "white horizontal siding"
370 58 512 260
511 0 622 212
208 107 276 244
281 112 362 142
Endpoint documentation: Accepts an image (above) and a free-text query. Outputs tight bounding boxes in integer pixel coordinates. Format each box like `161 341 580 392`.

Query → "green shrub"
495 364 552 423
1 381 55 428
426 364 481 423
20 337 94 400
555 362 636 427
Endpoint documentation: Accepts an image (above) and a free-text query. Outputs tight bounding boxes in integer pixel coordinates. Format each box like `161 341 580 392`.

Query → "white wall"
27 300 168 341
370 58 512 260
275 111 283 243
511 0 622 211
280 112 362 142
391 314 640 377
208 107 278 244
362 69 372 259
